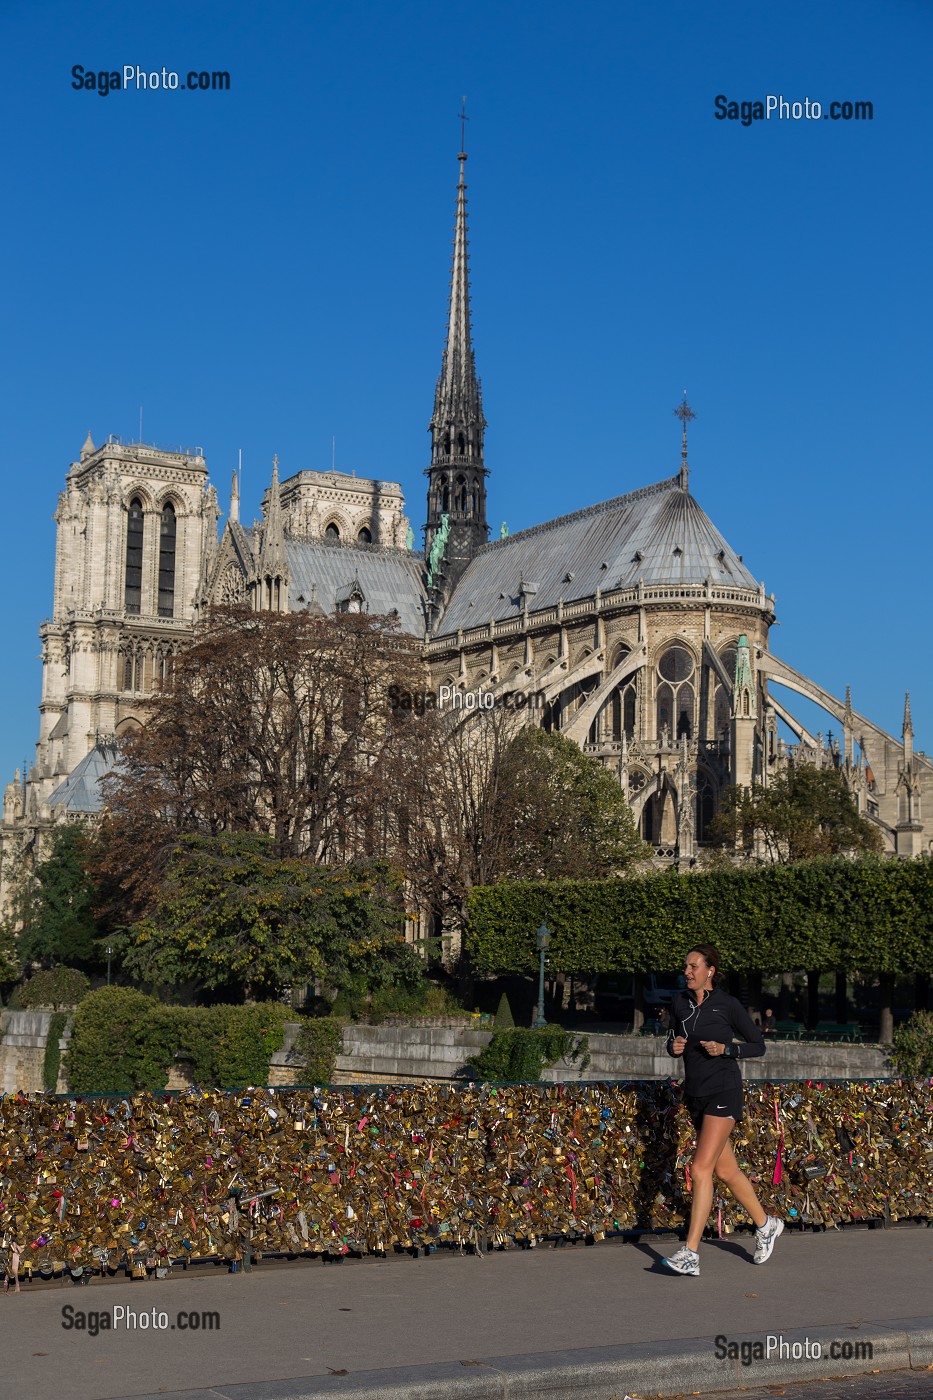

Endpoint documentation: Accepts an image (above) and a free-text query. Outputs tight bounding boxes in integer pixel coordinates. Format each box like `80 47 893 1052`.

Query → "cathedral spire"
254 455 289 610
674 392 695 491
903 690 913 739
903 691 914 764
425 112 488 590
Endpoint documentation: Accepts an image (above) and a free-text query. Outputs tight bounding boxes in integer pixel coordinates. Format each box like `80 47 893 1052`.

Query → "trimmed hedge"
62 988 291 1093
467 856 933 975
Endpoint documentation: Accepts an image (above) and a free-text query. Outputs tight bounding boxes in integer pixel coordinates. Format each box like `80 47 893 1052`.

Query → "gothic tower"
32 433 217 811
425 141 488 598
730 632 758 792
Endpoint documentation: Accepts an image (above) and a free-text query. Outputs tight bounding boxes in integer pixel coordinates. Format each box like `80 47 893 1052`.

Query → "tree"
711 765 883 864
15 825 101 969
119 831 413 1000
94 606 427 924
494 728 647 879
390 710 647 936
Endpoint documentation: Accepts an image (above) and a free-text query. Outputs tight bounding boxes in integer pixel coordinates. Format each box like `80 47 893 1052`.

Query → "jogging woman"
662 943 782 1276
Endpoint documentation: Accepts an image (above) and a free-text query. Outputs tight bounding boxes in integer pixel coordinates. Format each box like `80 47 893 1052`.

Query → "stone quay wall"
0 1012 889 1094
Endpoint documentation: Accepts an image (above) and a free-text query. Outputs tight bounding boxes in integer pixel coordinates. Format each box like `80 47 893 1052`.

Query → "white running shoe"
662 1245 699 1275
753 1215 784 1264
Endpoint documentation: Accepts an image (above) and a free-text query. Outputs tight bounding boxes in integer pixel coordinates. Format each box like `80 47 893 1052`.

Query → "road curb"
118 1314 933 1399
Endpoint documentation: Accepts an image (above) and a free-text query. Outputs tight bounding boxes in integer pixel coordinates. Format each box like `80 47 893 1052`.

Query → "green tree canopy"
16 825 101 969
120 832 414 1000
494 728 647 879
711 765 883 863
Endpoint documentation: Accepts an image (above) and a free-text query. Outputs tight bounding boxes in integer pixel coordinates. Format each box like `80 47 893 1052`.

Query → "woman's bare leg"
685 1115 735 1252
714 1139 767 1229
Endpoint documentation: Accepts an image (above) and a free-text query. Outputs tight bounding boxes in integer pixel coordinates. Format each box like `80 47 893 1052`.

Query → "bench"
773 1020 802 1039
812 1022 862 1042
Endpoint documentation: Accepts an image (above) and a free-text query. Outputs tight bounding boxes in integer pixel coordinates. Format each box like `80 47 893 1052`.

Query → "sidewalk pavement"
4 1223 932 1400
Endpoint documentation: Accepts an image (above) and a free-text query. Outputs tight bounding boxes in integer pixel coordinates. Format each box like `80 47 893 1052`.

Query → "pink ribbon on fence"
772 1098 784 1186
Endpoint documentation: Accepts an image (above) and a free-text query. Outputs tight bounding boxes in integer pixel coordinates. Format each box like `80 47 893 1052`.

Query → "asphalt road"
3 1222 932 1399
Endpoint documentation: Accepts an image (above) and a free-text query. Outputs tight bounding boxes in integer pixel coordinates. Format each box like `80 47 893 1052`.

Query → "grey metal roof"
286 540 428 635
436 476 760 635
47 742 120 814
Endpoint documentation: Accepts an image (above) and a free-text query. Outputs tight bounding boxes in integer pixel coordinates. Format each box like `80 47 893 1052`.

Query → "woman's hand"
671 1035 687 1055
700 1040 726 1056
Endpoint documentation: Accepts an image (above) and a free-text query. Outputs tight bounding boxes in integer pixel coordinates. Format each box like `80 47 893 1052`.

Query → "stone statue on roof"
426 513 450 587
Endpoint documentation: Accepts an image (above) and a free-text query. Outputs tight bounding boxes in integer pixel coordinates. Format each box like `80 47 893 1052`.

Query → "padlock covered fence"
1 1079 931 1276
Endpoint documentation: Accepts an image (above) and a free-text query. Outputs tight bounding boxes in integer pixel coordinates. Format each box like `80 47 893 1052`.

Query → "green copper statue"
426 513 450 587
405 524 414 552
500 521 509 539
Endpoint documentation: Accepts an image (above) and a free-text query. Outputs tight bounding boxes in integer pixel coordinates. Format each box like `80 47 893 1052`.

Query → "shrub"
889 1010 933 1077
214 1004 290 1086
18 966 90 1009
170 1004 290 1087
330 975 464 1023
62 994 291 1092
43 1012 68 1091
63 987 177 1092
468 1025 590 1082
493 993 515 1029
292 1017 344 1084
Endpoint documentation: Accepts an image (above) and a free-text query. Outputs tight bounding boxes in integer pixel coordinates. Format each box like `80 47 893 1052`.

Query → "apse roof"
436 476 760 636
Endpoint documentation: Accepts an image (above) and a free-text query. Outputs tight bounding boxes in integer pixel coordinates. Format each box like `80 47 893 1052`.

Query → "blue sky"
1 0 931 782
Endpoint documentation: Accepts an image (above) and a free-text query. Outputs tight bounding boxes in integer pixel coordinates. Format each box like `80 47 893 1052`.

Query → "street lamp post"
106 944 113 986
534 924 551 1029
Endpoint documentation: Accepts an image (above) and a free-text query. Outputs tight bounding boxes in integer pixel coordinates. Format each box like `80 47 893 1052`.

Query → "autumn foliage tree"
95 606 427 923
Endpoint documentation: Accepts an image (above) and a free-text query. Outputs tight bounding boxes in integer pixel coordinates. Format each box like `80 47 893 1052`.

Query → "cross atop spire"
674 392 695 490
459 95 468 159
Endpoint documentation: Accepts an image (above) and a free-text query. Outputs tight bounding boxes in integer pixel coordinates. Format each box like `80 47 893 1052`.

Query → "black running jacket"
666 988 765 1095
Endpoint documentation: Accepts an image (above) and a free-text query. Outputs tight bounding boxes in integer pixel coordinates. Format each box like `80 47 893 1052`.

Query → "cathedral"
1 143 929 909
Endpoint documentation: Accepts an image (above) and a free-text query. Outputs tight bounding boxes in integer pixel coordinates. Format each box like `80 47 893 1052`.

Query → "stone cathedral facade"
2 146 930 908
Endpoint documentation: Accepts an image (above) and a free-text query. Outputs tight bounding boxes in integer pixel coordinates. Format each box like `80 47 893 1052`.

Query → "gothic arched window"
455 475 467 511
714 645 738 739
608 645 637 741
325 522 340 540
158 501 177 618
124 497 144 614
697 771 716 843
657 645 695 741
357 526 372 544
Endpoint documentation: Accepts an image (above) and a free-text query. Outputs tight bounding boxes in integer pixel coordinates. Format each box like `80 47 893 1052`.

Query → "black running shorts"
685 1084 744 1129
